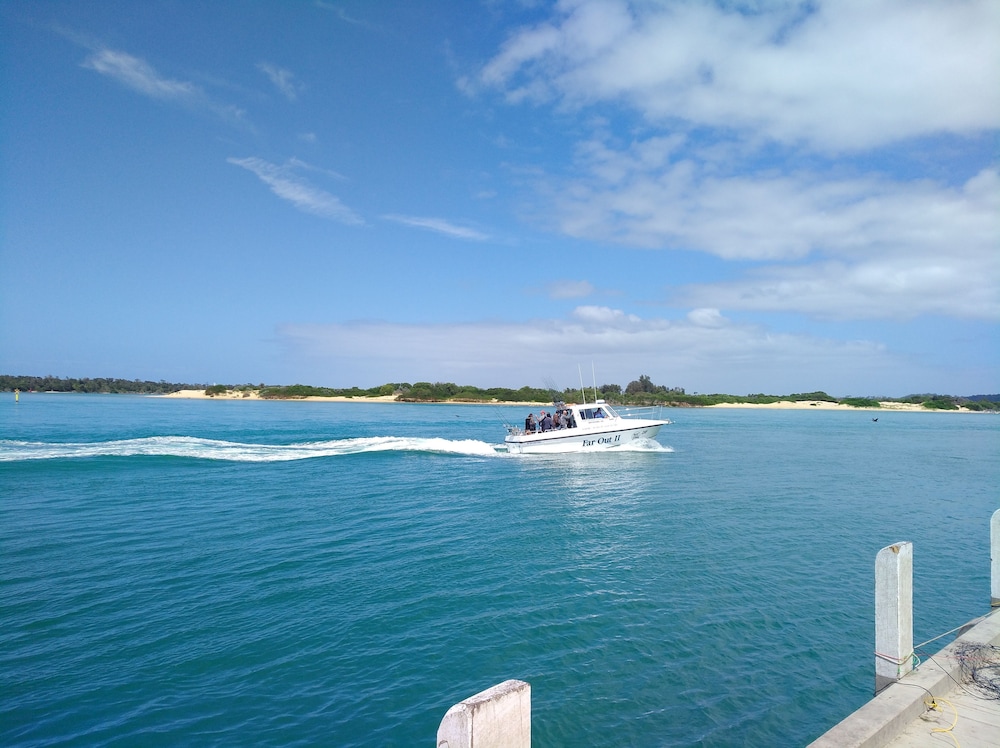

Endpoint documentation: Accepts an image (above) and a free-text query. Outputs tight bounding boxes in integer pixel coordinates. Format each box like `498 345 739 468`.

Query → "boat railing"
617 405 669 422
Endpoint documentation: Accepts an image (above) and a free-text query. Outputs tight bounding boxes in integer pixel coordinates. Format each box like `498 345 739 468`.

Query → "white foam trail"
0 436 503 462
617 438 674 453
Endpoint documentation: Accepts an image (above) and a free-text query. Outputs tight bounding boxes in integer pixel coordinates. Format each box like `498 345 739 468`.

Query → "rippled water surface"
2 395 997 746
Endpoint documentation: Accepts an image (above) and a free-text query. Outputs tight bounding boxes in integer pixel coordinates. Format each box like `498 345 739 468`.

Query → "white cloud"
83 48 198 100
288 157 347 181
274 306 911 395
258 62 304 101
548 279 595 298
315 1 378 29
476 0 1000 151
228 157 364 224
687 308 727 328
539 129 1000 319
571 305 640 326
471 2 999 326
382 214 490 241
82 47 246 122
674 255 1000 322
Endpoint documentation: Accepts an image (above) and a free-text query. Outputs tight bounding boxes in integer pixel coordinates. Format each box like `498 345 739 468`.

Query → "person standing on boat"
525 413 537 433
539 411 554 432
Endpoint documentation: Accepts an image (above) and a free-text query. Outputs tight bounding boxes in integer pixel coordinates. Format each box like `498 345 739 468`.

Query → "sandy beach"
157 390 547 406
155 390 984 412
704 400 938 412
159 390 397 403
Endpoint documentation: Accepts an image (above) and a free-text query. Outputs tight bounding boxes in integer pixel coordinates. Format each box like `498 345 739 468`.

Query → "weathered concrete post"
992 508 1000 607
874 542 913 693
436 679 530 748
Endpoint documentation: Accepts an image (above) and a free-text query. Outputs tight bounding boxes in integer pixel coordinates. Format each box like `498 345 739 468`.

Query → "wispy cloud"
275 305 917 395
287 157 347 181
382 214 490 241
314 1 378 29
545 139 1000 319
547 280 595 299
673 254 1000 322
83 48 198 100
228 157 364 224
81 47 247 123
257 62 304 101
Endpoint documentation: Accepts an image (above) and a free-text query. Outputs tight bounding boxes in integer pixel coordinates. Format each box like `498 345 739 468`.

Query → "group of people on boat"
523 406 581 434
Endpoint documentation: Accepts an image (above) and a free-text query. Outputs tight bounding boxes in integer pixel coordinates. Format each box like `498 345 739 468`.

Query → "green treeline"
2 374 997 410
0 375 205 394
258 383 398 399
251 376 999 410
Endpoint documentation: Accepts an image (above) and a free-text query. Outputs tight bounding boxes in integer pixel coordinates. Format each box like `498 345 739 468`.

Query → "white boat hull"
503 419 666 454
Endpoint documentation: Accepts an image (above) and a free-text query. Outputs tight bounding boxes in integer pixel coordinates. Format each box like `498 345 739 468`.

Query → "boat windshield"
578 404 618 420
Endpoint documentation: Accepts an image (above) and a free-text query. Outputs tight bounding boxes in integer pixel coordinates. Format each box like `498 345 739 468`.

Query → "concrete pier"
437 679 530 748
809 609 1000 747
992 509 1000 607
874 542 914 692
810 508 1000 746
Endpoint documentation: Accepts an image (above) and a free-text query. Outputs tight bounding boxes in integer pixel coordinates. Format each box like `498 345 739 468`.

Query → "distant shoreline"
154 390 985 412
704 400 967 412
155 390 549 406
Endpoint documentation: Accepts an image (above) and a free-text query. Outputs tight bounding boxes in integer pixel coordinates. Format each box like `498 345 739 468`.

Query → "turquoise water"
2 395 997 746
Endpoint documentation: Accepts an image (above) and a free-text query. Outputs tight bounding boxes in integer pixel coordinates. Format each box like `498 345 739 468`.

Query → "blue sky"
2 0 997 396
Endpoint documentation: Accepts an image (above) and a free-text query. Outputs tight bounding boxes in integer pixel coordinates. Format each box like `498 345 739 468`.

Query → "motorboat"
502 400 669 454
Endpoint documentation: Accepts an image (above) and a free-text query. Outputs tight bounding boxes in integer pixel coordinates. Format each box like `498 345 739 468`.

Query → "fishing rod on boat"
490 404 518 434
542 376 562 404
577 362 599 404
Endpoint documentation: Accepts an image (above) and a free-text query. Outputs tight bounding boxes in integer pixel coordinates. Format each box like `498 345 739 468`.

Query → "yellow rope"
926 697 961 748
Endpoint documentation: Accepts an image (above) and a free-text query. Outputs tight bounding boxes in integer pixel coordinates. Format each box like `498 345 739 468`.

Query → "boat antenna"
578 365 586 404
591 362 598 402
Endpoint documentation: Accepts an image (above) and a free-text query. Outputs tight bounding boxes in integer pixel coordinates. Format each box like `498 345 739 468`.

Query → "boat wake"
617 438 673 452
0 436 504 463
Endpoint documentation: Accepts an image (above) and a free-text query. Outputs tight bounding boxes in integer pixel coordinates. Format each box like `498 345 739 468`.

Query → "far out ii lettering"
584 435 621 447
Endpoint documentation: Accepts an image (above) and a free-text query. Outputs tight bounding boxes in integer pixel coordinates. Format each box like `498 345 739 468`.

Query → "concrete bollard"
992 509 1000 607
874 542 913 693
436 679 530 748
